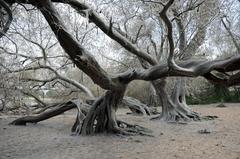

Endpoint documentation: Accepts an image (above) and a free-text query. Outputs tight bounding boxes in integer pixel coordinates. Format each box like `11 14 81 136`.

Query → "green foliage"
186 86 240 105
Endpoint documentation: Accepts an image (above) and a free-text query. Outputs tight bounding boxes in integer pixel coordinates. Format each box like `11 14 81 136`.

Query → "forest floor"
0 103 240 159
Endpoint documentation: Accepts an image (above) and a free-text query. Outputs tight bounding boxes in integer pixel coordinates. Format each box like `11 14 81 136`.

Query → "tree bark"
152 78 199 121
158 0 219 122
80 89 125 135
123 96 151 116
10 101 76 125
170 78 199 119
72 90 152 136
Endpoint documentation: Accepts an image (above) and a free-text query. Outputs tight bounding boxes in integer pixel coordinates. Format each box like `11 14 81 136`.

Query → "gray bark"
160 0 219 121
80 90 124 135
123 96 151 116
152 78 199 121
10 101 76 125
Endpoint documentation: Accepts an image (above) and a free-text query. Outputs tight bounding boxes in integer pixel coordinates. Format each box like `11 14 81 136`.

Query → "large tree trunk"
72 89 152 136
152 78 199 122
156 0 220 122
80 90 124 135
170 78 200 120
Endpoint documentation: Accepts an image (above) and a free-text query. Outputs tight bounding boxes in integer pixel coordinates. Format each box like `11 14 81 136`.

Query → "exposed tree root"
117 120 153 137
123 97 151 116
78 90 153 136
9 101 76 125
151 102 200 123
152 79 200 123
200 115 218 121
156 77 219 123
87 97 151 116
79 91 122 135
151 102 218 123
9 92 153 137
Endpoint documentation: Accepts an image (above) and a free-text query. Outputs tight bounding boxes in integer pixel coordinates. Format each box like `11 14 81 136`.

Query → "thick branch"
10 101 76 125
36 0 116 90
118 55 240 85
173 10 186 55
49 0 158 65
159 0 188 70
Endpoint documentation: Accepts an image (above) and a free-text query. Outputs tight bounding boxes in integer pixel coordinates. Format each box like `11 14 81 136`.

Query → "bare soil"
0 103 240 159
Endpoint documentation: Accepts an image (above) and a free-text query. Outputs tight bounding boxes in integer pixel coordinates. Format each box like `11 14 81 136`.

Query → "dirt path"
0 103 240 159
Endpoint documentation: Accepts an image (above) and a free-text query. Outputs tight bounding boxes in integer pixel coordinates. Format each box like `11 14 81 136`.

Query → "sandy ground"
0 103 240 159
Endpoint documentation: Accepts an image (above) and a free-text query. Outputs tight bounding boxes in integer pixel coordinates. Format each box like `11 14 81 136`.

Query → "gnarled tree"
2 0 240 135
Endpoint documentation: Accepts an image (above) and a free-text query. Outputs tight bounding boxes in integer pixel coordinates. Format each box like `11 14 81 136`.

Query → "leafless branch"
0 0 12 38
